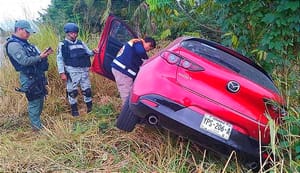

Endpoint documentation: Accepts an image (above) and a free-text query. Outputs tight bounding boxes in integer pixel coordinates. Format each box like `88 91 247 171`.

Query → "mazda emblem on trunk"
227 81 240 93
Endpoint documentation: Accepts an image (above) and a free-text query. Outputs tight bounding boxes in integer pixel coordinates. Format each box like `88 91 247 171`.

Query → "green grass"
0 24 299 172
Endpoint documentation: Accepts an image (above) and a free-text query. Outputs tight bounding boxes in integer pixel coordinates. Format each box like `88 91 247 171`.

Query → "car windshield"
181 40 279 93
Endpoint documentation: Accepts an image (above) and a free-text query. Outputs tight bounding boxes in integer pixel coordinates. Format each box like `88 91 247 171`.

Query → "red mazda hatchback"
91 14 286 171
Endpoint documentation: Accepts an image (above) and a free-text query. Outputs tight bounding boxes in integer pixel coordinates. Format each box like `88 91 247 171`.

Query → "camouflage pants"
66 71 92 105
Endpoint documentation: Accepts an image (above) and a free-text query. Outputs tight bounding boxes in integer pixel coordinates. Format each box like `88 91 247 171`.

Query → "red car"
91 14 286 170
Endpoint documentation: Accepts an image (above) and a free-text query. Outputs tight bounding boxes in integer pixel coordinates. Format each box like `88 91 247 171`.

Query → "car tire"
116 98 139 132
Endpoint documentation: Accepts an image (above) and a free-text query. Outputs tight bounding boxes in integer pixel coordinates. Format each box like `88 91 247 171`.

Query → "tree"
145 0 222 41
40 0 144 36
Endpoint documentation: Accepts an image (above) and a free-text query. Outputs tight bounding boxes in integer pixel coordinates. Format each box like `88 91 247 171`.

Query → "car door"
91 14 137 81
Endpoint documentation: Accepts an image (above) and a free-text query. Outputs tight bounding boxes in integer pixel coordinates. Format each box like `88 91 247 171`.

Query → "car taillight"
130 92 140 104
180 59 204 71
165 53 181 64
161 51 204 71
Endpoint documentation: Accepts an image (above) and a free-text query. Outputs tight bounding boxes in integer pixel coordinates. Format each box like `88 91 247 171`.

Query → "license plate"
200 114 232 140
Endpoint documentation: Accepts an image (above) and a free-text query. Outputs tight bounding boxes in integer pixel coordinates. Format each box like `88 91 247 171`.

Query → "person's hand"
93 48 99 54
129 38 141 44
40 47 54 58
60 73 67 81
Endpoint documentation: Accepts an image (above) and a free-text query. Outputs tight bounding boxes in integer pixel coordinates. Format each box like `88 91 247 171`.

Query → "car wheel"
116 98 140 132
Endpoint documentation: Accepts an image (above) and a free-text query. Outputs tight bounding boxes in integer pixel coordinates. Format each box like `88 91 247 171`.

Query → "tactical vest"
5 36 48 74
111 41 148 79
61 40 91 67
5 36 48 101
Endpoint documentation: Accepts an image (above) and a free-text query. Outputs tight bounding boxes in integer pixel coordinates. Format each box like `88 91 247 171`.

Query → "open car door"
91 14 137 80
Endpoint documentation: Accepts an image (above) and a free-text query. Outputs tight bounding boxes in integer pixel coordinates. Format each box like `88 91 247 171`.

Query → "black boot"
71 103 79 116
86 101 92 113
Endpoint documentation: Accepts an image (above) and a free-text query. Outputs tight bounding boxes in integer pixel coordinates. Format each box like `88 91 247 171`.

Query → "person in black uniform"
5 20 53 131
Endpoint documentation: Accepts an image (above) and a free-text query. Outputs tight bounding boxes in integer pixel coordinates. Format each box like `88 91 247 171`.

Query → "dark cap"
15 20 35 33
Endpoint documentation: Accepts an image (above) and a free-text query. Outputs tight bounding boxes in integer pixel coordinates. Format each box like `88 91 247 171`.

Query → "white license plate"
200 114 232 140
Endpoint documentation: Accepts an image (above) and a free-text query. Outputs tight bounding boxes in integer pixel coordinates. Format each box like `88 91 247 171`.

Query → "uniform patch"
14 52 23 59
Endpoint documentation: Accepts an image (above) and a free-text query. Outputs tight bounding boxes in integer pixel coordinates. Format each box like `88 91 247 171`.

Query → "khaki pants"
112 68 133 106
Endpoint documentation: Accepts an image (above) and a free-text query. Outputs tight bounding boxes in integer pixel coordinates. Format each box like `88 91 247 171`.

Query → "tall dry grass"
0 23 298 172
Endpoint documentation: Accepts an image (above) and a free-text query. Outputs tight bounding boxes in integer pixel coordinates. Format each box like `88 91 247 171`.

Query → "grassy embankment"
0 24 299 172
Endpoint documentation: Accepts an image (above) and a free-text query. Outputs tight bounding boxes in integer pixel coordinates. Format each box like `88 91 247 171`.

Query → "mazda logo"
227 81 240 93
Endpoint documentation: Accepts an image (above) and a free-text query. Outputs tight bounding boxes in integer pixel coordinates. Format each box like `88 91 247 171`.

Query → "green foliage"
94 103 115 117
296 144 300 160
72 121 90 134
42 0 106 34
278 113 300 165
145 0 222 41
94 103 116 132
130 2 152 37
160 29 172 39
217 0 299 72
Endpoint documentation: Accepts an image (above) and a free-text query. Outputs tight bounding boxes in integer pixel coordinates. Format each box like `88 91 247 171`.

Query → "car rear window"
181 40 279 93
109 20 136 44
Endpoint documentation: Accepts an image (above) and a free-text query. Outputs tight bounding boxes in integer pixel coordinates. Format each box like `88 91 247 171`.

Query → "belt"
113 59 137 76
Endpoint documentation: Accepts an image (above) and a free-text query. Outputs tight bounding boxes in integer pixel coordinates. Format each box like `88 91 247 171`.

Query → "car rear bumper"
130 94 264 164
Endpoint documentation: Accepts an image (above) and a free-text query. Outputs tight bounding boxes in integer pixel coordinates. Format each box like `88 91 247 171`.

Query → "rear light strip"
161 51 204 71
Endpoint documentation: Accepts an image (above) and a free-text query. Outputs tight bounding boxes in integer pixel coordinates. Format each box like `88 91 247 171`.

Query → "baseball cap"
15 20 35 33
